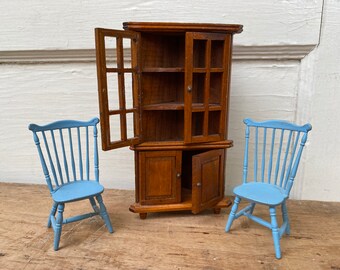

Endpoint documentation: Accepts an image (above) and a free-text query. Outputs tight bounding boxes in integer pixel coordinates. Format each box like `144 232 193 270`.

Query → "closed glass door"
184 32 232 144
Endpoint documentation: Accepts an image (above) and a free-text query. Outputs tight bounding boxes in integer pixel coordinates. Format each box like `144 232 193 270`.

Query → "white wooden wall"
1 0 339 201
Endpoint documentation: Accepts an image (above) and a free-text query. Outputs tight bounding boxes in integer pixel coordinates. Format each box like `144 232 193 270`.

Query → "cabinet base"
129 197 232 219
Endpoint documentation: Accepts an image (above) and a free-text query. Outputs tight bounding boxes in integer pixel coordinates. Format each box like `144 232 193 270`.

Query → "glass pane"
193 40 206 68
208 111 221 135
106 73 120 110
104 36 117 68
192 73 205 104
109 114 121 142
123 38 132 69
124 73 133 109
211 40 224 68
209 73 222 105
192 112 204 137
126 112 134 139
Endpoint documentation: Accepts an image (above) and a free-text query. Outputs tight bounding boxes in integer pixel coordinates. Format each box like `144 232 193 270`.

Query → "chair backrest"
29 117 100 193
242 118 312 196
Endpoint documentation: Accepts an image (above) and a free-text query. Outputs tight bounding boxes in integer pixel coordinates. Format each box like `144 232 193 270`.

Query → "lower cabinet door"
139 151 182 205
192 149 225 214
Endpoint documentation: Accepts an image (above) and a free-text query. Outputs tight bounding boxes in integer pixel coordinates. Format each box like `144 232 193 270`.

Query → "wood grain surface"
0 183 339 269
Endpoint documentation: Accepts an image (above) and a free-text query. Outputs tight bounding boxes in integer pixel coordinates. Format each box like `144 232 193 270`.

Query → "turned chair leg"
48 202 58 228
281 201 290 235
54 203 64 251
269 206 281 259
89 197 100 213
225 196 241 232
96 195 113 233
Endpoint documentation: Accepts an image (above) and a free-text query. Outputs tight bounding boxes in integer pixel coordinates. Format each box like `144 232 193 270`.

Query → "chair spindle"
68 128 77 181
77 127 83 180
279 130 292 187
261 127 267 182
267 128 276 184
94 124 99 182
59 129 70 183
254 127 258 182
86 126 90 180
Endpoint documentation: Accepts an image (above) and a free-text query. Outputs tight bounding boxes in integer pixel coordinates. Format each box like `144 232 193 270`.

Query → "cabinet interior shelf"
193 68 225 73
142 102 222 111
141 68 225 73
142 67 184 73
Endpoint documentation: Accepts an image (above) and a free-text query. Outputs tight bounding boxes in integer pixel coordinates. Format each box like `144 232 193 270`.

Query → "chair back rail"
242 118 312 195
29 118 100 193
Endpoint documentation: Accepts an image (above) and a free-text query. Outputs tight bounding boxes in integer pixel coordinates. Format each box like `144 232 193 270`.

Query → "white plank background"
1 0 340 201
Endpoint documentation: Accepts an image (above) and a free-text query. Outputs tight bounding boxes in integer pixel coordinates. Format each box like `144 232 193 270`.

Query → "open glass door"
95 28 141 150
184 32 232 144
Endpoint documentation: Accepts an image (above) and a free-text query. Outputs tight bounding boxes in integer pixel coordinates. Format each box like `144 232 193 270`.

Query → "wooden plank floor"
0 183 339 270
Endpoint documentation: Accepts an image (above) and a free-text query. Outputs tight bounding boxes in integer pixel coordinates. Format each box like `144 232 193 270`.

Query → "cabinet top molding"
123 22 243 34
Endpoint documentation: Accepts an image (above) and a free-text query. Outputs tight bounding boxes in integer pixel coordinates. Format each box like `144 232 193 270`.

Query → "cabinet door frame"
95 28 141 150
192 149 225 213
139 150 182 205
184 32 232 144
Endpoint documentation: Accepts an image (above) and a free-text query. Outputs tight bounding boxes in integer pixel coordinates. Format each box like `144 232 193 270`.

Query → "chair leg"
48 201 58 228
54 203 64 251
89 197 100 213
225 196 241 232
269 206 281 259
281 201 290 235
249 203 256 214
96 194 113 233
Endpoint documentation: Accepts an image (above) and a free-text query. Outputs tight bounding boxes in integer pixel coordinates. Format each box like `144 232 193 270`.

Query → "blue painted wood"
261 127 267 182
242 126 250 183
233 182 288 206
243 211 272 229
86 126 90 180
225 118 312 259
254 127 258 182
54 203 64 251
77 127 83 180
267 128 276 183
29 117 113 251
63 212 98 224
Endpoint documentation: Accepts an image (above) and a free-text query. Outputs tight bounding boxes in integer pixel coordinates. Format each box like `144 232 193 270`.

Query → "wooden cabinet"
95 22 242 218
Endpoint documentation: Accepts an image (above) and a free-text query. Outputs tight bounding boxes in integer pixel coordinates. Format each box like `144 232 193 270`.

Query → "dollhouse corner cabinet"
95 22 243 219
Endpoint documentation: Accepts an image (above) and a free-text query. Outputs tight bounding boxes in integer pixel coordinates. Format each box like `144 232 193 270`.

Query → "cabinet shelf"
142 67 184 73
193 68 224 73
141 68 224 73
142 102 222 111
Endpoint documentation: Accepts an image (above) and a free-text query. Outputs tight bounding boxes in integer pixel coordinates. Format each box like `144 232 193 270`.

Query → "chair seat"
234 182 288 206
52 180 104 203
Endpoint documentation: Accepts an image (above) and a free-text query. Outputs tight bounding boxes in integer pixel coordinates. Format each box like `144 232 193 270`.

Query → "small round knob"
197 182 201 187
187 85 192 92
176 173 181 178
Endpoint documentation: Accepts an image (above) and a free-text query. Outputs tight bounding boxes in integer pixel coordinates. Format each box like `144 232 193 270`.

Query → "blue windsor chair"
225 118 312 259
29 117 113 250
